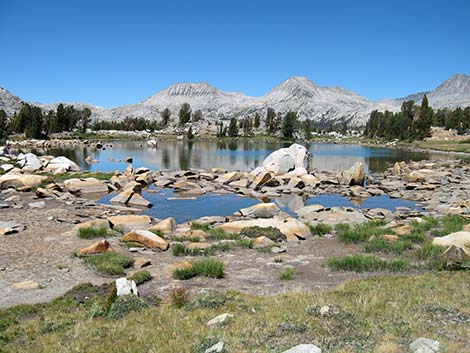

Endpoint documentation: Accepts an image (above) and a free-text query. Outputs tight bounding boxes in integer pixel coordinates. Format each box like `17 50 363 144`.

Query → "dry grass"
1 272 469 352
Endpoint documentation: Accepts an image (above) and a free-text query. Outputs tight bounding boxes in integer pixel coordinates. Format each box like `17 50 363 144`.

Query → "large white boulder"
262 144 309 176
45 156 81 172
432 231 470 248
17 153 42 172
115 278 138 297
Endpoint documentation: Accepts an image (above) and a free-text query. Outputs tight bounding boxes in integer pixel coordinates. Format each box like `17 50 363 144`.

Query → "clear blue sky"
1 0 469 107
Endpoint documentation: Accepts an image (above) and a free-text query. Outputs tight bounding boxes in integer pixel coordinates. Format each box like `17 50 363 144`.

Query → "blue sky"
1 0 469 107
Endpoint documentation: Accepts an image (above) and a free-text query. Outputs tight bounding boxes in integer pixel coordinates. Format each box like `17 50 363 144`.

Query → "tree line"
365 95 470 140
0 103 92 139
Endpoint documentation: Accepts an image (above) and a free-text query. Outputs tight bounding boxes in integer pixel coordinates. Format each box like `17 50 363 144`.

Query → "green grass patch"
172 259 224 280
433 215 470 236
207 228 241 240
308 223 332 236
77 226 109 239
107 294 148 320
239 226 286 242
83 252 134 276
190 222 211 232
183 290 227 310
128 270 152 285
336 220 388 244
171 236 201 242
326 254 410 272
279 268 295 280
364 238 413 255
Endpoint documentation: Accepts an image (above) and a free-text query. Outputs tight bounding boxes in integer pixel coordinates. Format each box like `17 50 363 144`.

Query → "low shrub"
169 287 190 308
77 226 108 239
83 252 134 276
128 270 152 285
107 295 148 320
240 226 286 242
279 268 295 280
184 290 227 310
308 223 332 236
326 254 410 272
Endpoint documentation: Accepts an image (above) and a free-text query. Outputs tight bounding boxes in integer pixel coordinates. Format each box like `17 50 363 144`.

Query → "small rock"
79 240 113 255
13 280 42 290
204 341 224 353
319 306 330 316
207 313 233 326
29 201 46 209
134 258 151 268
409 337 440 353
282 344 322 353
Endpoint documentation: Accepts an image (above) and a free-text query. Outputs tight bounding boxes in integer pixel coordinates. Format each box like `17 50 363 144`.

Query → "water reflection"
97 189 422 223
26 139 452 173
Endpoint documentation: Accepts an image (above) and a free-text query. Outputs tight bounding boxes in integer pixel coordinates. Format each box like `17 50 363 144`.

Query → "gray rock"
204 341 224 353
282 344 322 353
29 201 46 209
409 337 440 353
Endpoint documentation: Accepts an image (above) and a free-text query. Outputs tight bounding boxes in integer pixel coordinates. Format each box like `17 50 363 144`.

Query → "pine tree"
254 113 260 128
282 111 298 139
0 109 8 140
192 110 203 122
228 118 239 137
160 108 171 127
178 103 191 126
266 107 276 133
186 126 194 140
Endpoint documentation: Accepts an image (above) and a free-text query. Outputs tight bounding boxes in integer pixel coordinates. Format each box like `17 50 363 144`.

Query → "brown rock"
148 217 177 235
382 234 399 242
79 240 113 255
134 258 152 268
393 224 413 236
108 215 152 230
74 219 110 232
122 230 169 250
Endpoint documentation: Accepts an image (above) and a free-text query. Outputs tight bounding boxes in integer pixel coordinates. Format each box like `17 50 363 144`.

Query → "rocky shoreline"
1 143 469 309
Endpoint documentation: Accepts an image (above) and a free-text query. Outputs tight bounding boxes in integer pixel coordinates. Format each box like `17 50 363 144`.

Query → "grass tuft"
308 223 332 236
107 294 148 320
279 268 295 280
128 270 152 285
77 226 108 239
336 221 388 244
326 254 410 272
190 222 211 232
207 228 241 240
83 252 134 276
172 259 224 280
364 238 413 254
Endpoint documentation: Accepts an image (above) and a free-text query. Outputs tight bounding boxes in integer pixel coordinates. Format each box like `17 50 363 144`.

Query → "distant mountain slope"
0 87 24 116
1 74 469 127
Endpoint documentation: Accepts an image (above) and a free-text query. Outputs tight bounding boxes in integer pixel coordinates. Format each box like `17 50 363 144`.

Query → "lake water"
98 188 422 223
32 139 449 173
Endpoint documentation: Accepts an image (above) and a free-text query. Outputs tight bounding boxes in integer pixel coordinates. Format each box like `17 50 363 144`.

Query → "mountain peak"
432 73 470 96
160 82 219 97
268 76 319 99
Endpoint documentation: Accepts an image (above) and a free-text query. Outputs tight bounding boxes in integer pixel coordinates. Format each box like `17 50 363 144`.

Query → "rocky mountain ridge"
1 74 469 127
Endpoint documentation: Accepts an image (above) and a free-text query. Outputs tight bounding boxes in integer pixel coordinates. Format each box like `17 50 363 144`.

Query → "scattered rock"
108 215 152 231
432 231 470 248
262 143 309 175
148 217 176 235
207 313 233 326
64 178 108 194
116 278 138 296
122 230 169 250
13 280 42 290
134 258 152 268
29 201 46 209
337 161 365 186
239 203 281 218
409 337 440 353
281 344 322 353
0 174 47 190
79 240 113 255
204 341 224 353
